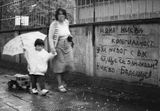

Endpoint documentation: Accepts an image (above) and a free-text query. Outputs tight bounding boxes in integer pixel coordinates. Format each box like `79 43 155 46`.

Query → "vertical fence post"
19 0 22 34
46 0 50 36
19 0 22 64
73 0 77 24
151 0 153 18
92 0 96 76
14 31 20 63
47 0 51 51
0 1 2 60
0 1 2 31
92 0 95 46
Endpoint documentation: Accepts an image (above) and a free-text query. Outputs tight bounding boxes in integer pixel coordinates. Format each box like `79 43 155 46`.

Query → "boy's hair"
34 39 44 47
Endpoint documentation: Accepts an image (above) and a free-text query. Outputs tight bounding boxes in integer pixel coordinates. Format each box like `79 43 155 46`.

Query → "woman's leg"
57 73 67 92
61 72 67 87
56 73 63 86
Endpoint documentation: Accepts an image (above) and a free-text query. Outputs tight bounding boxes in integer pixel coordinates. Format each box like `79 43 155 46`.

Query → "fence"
76 0 160 23
0 0 160 31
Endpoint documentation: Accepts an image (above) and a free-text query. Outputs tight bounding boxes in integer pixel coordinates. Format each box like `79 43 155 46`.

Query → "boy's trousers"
30 75 45 90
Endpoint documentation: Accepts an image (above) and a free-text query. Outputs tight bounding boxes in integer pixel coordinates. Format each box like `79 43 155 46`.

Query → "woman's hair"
34 39 44 47
55 8 67 20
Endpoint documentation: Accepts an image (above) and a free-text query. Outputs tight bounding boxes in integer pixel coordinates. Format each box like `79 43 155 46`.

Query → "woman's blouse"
57 20 70 38
48 19 71 50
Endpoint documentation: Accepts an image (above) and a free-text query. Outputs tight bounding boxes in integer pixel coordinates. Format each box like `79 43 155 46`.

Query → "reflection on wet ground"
0 68 160 111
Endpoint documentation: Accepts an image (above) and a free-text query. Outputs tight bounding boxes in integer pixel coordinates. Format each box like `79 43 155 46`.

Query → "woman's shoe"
58 85 67 93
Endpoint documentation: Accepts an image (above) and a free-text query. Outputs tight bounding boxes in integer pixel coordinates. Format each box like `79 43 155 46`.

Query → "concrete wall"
1 22 160 87
71 26 94 76
70 23 160 86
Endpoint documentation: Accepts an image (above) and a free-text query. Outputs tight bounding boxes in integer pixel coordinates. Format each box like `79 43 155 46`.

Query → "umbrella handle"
19 35 26 54
19 35 24 49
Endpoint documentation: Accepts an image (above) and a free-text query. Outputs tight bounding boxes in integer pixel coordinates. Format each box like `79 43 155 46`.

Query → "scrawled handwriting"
111 38 154 48
109 47 127 55
137 49 147 58
100 26 116 34
99 55 158 69
120 66 152 79
120 25 143 34
97 62 115 73
96 45 107 53
97 45 128 55
99 25 144 35
96 25 159 81
100 55 117 65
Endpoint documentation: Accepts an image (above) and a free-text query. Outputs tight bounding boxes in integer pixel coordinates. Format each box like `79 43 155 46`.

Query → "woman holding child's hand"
48 8 74 93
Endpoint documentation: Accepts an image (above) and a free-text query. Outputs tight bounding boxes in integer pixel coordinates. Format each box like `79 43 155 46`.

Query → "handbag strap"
53 21 59 47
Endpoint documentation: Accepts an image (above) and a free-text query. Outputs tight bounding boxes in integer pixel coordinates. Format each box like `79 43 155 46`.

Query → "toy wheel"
8 80 14 90
26 86 30 90
8 80 20 90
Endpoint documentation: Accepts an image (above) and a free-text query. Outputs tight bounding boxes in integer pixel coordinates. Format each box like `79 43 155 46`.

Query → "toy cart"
7 74 30 90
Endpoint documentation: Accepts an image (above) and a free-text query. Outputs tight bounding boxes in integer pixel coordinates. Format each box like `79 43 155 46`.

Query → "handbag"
67 35 74 48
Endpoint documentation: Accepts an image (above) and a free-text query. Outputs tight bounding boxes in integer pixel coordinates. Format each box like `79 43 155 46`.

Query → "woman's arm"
48 52 57 61
48 21 56 53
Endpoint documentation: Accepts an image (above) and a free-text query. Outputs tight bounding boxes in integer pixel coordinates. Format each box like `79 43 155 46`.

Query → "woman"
48 8 74 92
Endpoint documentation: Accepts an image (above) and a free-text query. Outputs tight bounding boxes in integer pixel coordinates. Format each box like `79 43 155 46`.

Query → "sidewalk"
0 60 160 111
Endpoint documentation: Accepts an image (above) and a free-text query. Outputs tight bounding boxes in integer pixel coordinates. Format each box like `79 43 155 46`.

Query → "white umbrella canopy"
2 36 23 56
2 31 47 56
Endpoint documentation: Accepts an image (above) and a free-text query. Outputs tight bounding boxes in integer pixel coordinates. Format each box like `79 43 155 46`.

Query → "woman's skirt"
52 38 74 73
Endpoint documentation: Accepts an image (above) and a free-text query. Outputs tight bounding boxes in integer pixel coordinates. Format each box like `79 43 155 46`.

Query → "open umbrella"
2 31 47 56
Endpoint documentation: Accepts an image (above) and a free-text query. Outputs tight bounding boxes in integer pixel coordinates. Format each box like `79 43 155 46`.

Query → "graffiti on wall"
96 25 159 83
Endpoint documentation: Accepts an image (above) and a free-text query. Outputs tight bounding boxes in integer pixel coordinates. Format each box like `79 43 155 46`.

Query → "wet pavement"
0 67 160 111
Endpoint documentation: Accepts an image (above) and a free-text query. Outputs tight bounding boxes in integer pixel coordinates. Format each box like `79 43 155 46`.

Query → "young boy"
24 39 56 95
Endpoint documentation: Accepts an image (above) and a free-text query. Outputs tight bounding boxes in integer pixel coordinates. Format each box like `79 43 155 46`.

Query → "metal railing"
0 0 160 31
0 0 51 31
0 0 75 31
